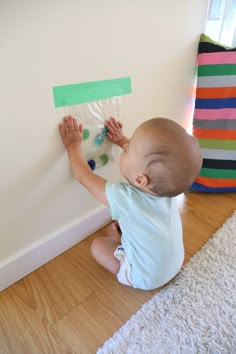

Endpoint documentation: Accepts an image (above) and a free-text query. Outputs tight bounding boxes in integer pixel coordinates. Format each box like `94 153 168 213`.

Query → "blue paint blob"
87 159 96 170
94 134 104 146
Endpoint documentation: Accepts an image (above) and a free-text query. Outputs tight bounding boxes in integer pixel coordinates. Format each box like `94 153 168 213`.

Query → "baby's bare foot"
104 222 121 242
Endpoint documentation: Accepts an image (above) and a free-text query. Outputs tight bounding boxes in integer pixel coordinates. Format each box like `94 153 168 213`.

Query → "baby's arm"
105 117 130 148
59 116 108 206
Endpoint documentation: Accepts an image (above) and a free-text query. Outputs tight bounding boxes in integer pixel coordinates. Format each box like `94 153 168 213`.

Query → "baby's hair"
140 118 202 197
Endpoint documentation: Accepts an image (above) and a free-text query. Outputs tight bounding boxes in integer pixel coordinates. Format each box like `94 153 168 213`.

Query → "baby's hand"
105 117 124 145
59 116 83 148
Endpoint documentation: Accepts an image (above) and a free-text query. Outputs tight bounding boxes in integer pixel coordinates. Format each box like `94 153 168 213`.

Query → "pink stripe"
194 108 236 120
198 52 236 65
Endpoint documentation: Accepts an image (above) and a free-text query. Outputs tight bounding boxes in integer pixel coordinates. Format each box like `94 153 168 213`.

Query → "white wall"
0 1 207 267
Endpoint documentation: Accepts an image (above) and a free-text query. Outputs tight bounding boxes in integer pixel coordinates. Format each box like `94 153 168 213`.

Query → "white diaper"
114 245 133 287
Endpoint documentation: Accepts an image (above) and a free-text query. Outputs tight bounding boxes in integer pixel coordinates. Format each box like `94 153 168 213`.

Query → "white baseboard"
0 205 111 292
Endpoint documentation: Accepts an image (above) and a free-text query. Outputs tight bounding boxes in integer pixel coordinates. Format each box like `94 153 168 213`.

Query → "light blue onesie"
105 182 184 290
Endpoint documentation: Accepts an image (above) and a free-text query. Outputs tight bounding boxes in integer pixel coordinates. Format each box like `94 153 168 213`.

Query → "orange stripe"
196 87 236 99
196 176 236 188
193 127 236 139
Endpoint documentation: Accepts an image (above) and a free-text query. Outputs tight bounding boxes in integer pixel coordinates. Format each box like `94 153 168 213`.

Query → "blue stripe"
195 98 236 109
189 182 236 192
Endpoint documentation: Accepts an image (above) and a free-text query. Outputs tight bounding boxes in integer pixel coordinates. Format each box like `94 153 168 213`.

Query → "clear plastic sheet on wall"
53 77 131 170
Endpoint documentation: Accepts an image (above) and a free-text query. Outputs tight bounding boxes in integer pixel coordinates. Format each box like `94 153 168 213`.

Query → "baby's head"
119 118 202 197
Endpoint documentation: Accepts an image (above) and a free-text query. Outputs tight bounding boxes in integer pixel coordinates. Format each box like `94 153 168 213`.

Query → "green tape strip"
53 77 132 107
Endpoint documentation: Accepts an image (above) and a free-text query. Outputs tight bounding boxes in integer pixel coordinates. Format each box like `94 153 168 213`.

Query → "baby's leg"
91 237 120 274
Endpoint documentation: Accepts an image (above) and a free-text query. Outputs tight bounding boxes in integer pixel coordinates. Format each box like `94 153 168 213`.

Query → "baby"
59 116 202 290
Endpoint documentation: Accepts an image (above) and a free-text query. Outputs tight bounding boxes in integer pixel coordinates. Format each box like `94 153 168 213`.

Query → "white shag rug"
97 211 236 354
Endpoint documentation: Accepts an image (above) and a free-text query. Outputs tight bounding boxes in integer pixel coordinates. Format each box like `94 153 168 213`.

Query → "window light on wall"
205 0 236 46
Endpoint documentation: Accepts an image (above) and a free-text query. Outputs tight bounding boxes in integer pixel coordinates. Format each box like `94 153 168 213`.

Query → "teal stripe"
200 167 236 178
198 64 236 77
197 75 236 88
197 138 236 150
53 77 132 107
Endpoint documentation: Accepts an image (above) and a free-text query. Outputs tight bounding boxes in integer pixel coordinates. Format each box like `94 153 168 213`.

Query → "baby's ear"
135 173 149 188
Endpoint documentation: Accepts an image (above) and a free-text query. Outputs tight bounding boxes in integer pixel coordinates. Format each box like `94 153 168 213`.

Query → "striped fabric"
191 34 236 192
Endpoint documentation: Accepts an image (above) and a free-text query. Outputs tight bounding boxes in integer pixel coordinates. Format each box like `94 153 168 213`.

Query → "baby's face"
119 141 138 184
119 125 147 185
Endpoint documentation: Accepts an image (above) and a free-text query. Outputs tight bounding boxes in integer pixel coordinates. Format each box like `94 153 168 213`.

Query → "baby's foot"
104 222 121 242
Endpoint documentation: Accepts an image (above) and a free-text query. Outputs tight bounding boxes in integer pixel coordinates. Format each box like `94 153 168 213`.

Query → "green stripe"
198 64 236 76
53 77 132 107
197 138 236 150
200 167 236 179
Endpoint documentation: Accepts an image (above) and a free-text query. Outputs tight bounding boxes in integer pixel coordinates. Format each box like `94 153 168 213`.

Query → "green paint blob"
99 154 109 166
83 129 90 140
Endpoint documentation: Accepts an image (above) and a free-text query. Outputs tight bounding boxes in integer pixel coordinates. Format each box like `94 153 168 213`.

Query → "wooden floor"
0 192 235 354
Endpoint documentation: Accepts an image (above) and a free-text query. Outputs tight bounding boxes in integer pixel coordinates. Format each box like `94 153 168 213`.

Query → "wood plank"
54 281 155 353
8 256 94 326
0 288 70 354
